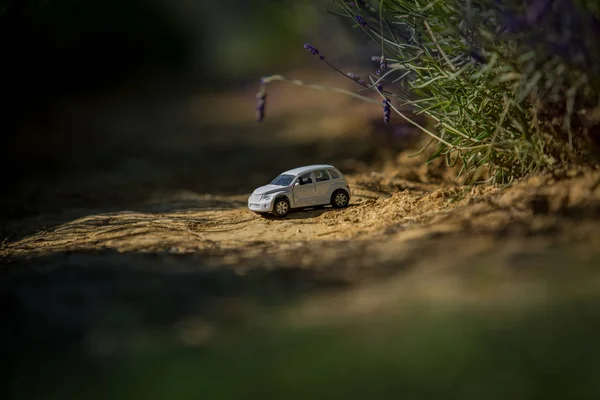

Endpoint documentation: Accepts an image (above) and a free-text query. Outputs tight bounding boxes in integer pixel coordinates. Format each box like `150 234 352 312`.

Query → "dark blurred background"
0 0 372 127
0 0 387 227
0 0 365 107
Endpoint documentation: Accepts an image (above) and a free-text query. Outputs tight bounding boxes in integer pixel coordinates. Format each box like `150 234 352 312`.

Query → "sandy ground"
3 69 600 397
4 153 600 273
3 65 600 305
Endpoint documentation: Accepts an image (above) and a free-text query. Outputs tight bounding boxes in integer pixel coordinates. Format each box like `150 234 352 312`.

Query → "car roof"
281 164 339 176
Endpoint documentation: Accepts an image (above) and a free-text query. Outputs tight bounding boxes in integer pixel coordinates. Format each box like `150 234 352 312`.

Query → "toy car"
248 164 351 217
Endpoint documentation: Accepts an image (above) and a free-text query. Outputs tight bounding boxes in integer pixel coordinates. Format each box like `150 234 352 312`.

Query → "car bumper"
248 199 273 212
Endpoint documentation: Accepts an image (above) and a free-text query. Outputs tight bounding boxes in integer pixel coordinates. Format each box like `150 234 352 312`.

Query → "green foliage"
332 0 600 183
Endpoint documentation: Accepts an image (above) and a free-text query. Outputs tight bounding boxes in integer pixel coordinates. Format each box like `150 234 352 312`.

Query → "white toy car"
248 164 351 217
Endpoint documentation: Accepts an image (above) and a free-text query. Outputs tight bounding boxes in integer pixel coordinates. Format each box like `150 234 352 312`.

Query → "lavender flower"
382 99 391 123
346 72 366 85
304 44 325 59
379 56 386 72
377 83 383 91
303 43 317 54
256 91 266 122
372 55 386 75
355 15 367 27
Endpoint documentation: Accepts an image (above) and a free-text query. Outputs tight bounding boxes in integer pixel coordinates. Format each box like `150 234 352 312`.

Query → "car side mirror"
294 181 300 186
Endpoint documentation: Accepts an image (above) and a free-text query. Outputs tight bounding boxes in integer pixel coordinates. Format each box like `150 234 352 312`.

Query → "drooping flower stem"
303 43 393 94
257 74 489 152
259 75 381 105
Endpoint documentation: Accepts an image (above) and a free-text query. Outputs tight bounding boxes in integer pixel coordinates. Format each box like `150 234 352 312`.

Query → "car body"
248 164 351 217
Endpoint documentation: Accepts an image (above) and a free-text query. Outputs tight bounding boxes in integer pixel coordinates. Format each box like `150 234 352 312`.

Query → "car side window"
328 169 339 179
299 172 313 185
314 169 330 183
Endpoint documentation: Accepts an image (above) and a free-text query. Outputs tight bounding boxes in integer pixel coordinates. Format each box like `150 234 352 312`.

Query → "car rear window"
328 169 339 179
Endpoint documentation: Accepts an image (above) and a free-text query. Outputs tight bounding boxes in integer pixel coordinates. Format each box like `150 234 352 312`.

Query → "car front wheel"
272 197 290 217
331 190 349 208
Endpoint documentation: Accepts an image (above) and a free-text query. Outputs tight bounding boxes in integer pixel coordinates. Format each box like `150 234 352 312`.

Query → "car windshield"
270 174 295 186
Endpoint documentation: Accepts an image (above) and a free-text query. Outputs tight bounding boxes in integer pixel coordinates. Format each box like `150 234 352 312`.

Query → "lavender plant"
257 0 600 183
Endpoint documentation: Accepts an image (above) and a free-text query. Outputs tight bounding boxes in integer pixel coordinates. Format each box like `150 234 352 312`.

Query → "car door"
313 169 332 204
293 172 316 206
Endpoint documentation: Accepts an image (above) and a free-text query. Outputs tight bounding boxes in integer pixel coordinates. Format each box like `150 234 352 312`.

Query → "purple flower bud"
304 43 326 60
382 99 391 123
304 43 318 55
377 83 383 91
256 91 266 122
376 69 381 76
347 72 367 86
355 15 367 27
379 56 386 72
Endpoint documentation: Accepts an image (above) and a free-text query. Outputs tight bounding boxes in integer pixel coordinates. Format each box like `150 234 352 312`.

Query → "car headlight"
261 194 271 201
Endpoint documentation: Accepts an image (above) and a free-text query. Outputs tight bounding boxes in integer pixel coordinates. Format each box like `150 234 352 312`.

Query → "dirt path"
5 73 600 398
4 161 600 272
3 68 600 317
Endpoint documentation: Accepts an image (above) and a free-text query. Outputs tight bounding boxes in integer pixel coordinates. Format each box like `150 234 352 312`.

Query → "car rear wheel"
331 190 349 208
272 197 290 217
